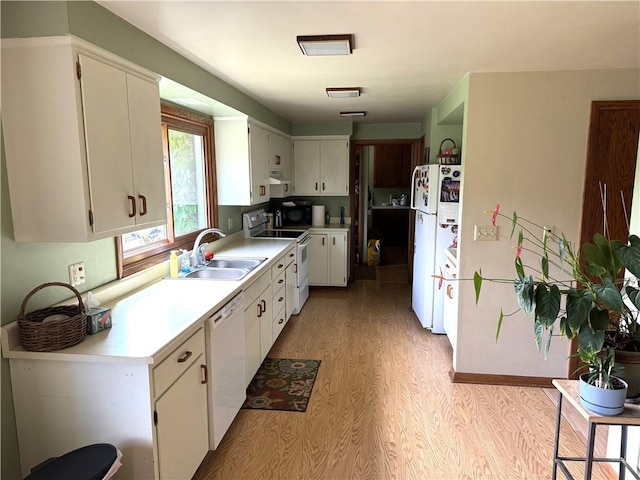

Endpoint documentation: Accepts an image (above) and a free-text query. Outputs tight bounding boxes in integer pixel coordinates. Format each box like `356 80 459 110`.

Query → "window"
116 104 218 277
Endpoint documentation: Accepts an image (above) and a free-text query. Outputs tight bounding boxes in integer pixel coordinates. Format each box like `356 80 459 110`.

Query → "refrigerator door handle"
410 166 420 210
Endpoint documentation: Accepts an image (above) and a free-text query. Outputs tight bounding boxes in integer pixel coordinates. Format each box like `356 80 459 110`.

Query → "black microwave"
281 205 312 225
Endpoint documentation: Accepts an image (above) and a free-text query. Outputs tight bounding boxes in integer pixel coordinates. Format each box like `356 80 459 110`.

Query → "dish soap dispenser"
170 250 179 278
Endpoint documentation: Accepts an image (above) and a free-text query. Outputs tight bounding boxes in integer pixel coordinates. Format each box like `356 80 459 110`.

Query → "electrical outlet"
68 262 85 286
227 217 233 230
474 224 498 241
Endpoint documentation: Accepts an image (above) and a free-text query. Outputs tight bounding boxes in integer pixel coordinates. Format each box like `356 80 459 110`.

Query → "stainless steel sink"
181 257 267 281
185 268 250 280
204 257 266 270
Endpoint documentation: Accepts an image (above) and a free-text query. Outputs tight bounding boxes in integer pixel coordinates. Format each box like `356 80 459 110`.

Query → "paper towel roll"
312 205 325 226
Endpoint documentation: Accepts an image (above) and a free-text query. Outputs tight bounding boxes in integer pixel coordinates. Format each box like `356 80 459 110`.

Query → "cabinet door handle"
322 237 325 246
201 364 208 384
322 182 325 191
278 263 284 269
289 253 295 258
128 195 136 218
294 264 298 273
284 184 289 192
177 351 192 363
333 237 336 245
257 303 262 318
138 194 148 216
278 296 284 302
278 278 284 284
278 318 284 324
261 299 266 311
446 285 453 299
315 182 318 191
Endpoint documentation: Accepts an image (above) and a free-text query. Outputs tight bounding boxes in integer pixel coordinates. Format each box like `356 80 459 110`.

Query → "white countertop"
1 237 295 364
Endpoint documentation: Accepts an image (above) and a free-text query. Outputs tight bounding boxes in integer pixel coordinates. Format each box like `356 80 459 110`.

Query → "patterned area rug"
242 358 321 412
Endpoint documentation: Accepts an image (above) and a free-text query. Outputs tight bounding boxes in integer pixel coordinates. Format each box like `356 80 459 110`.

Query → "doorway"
568 100 640 377
351 138 425 281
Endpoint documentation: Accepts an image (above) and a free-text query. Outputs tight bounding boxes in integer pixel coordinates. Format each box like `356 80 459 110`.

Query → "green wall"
292 121 354 136
353 122 421 140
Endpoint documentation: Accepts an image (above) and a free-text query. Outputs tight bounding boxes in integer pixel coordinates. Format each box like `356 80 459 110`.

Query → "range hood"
269 169 289 184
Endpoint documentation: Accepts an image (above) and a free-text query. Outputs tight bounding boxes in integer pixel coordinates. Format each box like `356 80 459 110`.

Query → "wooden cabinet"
292 138 350 195
373 144 412 188
371 208 410 247
309 230 349 287
7 326 209 480
1 37 166 241
215 119 270 205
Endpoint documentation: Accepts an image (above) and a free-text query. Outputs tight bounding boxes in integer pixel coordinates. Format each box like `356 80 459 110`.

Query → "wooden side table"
552 379 640 480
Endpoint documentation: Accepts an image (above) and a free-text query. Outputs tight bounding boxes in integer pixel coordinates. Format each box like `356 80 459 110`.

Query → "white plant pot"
579 373 628 416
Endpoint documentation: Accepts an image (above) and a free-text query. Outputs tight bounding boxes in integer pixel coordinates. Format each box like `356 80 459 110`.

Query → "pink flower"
515 244 523 258
491 204 500 226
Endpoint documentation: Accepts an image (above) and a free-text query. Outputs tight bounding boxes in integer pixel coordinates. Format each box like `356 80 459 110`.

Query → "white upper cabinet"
215 119 270 205
268 132 293 198
292 137 350 196
1 37 166 242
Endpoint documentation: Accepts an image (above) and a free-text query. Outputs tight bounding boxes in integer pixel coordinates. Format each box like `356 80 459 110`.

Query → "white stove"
243 209 310 314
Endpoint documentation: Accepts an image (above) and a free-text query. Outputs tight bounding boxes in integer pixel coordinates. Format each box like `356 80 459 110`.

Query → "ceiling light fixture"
297 34 354 56
326 87 361 98
340 111 366 117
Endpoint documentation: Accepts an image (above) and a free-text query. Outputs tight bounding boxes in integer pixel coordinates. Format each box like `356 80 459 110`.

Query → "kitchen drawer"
272 306 287 339
244 270 270 305
271 256 287 279
284 247 296 266
153 328 205 398
273 270 286 291
272 284 285 314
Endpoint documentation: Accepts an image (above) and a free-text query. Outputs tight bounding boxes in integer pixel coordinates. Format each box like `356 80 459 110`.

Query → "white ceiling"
98 1 640 125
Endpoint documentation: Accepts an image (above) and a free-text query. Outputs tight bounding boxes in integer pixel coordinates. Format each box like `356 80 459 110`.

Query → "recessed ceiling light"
340 111 366 117
297 34 354 56
326 87 361 98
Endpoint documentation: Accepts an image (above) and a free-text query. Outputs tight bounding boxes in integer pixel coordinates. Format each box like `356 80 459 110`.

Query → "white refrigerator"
411 164 461 333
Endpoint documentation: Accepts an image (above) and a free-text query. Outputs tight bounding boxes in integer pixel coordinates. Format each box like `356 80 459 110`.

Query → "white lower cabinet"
155 349 209 479
244 269 272 384
8 327 209 480
309 230 349 287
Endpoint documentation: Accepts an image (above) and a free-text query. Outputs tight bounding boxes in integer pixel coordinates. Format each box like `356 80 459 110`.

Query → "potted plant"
466 204 640 415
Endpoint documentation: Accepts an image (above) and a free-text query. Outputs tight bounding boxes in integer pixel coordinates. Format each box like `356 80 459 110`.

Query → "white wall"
455 68 640 378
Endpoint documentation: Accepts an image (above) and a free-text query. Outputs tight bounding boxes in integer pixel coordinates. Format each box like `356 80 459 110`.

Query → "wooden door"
569 100 640 378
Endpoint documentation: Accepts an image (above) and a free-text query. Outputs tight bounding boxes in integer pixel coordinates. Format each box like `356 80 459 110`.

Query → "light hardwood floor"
193 280 610 480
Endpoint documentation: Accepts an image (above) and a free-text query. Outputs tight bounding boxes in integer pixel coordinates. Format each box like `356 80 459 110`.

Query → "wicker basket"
436 138 461 165
17 282 87 352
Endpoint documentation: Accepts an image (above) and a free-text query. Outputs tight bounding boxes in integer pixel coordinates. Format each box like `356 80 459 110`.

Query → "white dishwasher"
206 292 246 450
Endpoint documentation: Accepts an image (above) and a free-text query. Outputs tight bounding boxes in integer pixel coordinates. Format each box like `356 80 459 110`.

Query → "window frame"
116 103 218 278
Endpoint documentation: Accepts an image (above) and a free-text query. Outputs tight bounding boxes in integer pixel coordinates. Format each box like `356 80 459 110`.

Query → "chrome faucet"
191 228 226 268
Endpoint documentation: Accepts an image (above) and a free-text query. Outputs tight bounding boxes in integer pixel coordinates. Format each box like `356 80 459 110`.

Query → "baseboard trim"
450 370 557 388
